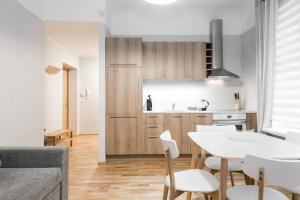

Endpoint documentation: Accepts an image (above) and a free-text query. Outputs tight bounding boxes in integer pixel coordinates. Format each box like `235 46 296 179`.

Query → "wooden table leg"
52 136 56 146
219 158 228 200
191 142 200 168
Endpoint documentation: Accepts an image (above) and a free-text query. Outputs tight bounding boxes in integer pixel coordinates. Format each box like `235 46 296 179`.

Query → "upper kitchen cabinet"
106 37 142 66
142 42 164 79
106 67 142 115
164 42 185 79
184 42 206 80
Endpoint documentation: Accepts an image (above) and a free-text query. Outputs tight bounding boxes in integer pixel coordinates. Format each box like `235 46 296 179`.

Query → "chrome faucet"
172 103 176 110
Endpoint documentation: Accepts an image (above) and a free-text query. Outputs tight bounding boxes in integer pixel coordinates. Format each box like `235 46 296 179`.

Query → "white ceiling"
45 22 100 58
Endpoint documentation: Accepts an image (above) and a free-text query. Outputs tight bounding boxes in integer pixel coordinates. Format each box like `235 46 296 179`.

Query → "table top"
188 131 300 160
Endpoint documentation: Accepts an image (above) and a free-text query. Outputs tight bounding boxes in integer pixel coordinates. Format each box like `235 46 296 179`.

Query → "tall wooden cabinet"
106 37 143 155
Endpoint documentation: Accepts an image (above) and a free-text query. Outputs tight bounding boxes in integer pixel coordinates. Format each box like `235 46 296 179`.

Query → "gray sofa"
0 147 69 200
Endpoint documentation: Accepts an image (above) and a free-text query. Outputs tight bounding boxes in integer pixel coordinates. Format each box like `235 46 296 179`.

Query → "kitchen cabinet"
106 37 142 66
185 42 206 80
142 42 164 79
189 114 213 125
106 116 141 155
164 114 191 154
142 123 164 154
164 43 185 80
246 113 257 132
106 67 142 115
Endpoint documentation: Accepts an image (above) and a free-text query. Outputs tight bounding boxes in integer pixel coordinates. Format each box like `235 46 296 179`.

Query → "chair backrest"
160 130 179 159
243 155 300 188
286 131 300 145
196 125 236 132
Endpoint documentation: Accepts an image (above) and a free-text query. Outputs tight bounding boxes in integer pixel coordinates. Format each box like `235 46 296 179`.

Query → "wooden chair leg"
163 186 169 200
204 194 210 200
211 191 219 200
229 171 235 186
186 192 192 200
292 193 296 200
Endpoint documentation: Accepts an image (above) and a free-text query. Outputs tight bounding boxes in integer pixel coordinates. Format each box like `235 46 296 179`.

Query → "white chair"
227 154 300 200
196 125 244 186
160 131 219 200
285 131 300 200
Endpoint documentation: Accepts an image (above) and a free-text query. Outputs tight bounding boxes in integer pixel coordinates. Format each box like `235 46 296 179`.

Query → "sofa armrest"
0 147 69 200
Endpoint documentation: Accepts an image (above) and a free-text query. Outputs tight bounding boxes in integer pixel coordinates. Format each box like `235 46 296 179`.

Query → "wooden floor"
56 135 296 200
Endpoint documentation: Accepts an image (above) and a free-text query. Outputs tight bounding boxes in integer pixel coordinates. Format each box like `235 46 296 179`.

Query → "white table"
188 131 300 200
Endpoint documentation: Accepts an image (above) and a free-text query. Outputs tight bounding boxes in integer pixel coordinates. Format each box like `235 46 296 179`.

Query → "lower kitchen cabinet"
142 123 164 154
106 116 141 155
164 114 191 154
246 113 257 132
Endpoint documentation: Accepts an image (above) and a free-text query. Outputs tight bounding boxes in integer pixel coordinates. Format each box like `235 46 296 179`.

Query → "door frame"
62 63 77 132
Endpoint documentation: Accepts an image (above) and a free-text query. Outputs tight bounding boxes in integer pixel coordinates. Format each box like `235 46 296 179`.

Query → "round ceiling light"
144 0 178 5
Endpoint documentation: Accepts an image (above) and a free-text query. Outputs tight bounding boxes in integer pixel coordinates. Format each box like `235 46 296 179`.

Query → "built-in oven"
213 113 247 132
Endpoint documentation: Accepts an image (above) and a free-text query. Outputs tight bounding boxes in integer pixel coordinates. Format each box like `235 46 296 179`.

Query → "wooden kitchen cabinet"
106 116 141 155
164 43 185 79
142 123 164 154
184 42 206 80
190 114 213 125
246 113 257 132
106 37 142 66
164 114 191 154
106 67 142 115
142 42 164 79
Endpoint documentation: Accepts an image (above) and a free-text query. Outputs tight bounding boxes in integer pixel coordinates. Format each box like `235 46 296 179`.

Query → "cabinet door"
106 67 142 115
106 116 140 155
246 113 257 132
164 43 185 79
142 124 164 154
142 42 164 79
165 114 191 154
185 42 206 80
106 38 142 66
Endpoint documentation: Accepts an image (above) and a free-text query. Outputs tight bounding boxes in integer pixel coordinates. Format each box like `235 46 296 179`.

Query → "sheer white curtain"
256 0 278 132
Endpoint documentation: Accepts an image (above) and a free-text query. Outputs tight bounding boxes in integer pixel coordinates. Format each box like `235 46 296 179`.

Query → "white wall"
241 26 257 110
79 58 99 134
143 80 242 111
44 37 80 133
0 0 44 146
99 24 106 162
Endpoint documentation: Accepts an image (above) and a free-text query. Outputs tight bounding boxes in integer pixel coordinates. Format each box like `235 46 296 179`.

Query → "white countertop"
143 109 257 114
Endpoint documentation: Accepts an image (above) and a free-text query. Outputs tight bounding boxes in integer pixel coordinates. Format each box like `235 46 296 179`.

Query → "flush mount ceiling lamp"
144 0 178 5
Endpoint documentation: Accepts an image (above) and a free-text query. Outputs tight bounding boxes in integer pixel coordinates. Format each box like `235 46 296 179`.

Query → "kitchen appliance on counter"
213 113 246 131
200 99 210 111
146 95 152 111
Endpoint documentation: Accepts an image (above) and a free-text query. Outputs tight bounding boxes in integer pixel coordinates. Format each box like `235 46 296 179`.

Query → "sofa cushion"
0 168 61 200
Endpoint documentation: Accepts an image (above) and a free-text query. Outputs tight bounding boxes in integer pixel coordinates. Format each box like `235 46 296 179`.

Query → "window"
272 0 300 133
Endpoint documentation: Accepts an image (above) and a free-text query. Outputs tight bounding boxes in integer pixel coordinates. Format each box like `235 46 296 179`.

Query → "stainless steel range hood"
208 19 239 80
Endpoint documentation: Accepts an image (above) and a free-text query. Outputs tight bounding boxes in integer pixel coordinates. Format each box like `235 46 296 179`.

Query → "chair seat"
227 185 289 200
284 186 300 194
164 169 219 193
205 156 243 171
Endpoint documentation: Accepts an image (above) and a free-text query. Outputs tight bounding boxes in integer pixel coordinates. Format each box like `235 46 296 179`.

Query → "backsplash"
143 80 243 111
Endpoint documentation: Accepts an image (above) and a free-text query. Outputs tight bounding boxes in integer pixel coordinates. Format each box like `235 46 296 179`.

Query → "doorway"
62 63 77 132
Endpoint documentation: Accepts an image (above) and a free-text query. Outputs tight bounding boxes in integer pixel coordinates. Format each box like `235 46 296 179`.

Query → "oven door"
213 120 247 132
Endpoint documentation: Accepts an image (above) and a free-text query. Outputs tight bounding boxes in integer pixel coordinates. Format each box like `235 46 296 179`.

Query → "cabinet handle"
148 116 158 118
197 116 207 118
148 136 159 139
148 126 158 129
173 116 182 118
109 116 136 119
